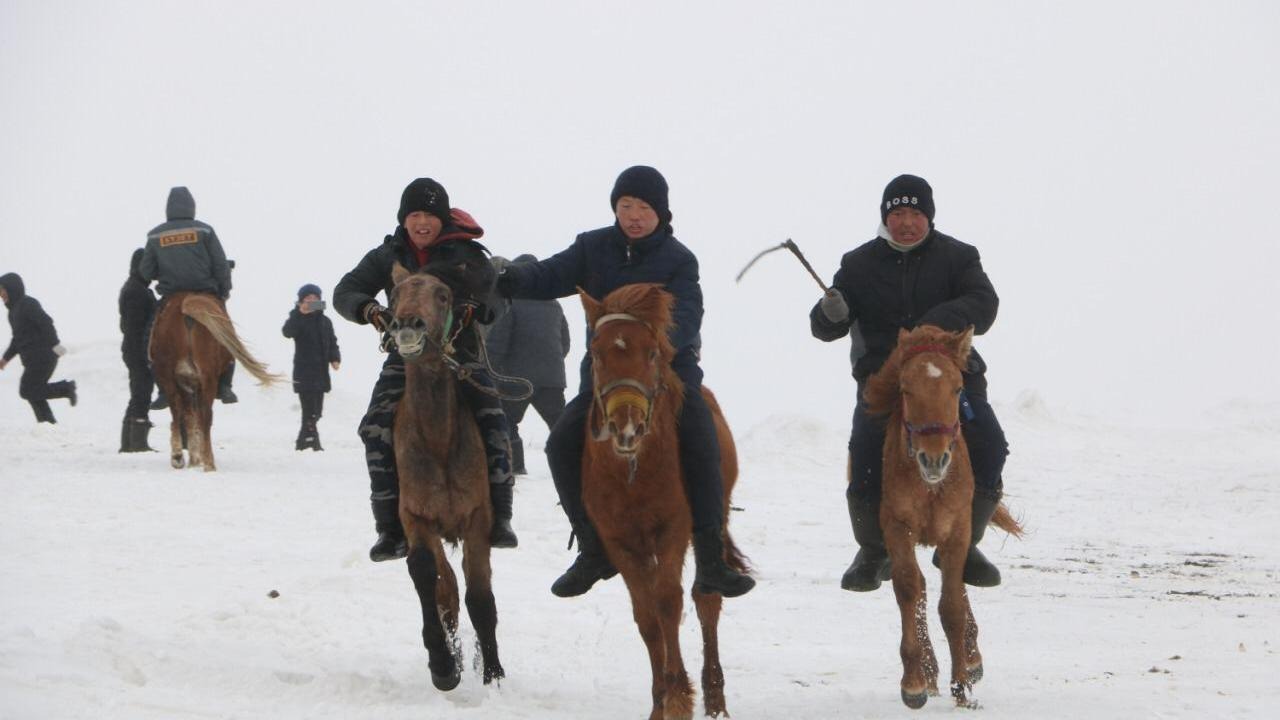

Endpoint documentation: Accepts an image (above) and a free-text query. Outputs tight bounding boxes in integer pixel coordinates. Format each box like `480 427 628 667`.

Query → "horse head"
579 283 678 459
389 262 455 365
868 325 974 487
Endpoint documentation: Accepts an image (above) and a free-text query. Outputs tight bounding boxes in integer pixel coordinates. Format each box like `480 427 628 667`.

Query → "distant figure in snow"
809 174 1010 591
0 272 77 423
484 254 571 475
139 186 238 405
119 248 158 451
282 283 341 451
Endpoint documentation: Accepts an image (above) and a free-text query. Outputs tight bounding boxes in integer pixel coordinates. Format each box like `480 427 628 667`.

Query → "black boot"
119 418 132 453
841 495 892 592
932 494 1002 587
511 441 527 476
66 381 77 407
691 526 756 598
489 482 518 549
550 521 617 597
369 498 407 562
129 418 154 452
217 364 238 404
150 390 168 411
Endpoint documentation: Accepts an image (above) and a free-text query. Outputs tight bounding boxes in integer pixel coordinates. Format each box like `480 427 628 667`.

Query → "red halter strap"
899 343 961 454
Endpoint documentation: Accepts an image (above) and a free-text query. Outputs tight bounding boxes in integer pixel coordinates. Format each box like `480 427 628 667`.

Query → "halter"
898 343 962 457
589 311 662 449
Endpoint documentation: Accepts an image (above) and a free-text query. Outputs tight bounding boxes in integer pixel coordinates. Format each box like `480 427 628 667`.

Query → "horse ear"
957 326 974 362
578 287 604 326
391 262 410 286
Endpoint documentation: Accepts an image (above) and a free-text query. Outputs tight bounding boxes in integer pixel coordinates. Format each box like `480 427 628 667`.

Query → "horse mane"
863 325 973 418
593 282 684 400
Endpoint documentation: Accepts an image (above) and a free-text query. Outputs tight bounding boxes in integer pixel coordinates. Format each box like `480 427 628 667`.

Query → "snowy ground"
2 344 1278 719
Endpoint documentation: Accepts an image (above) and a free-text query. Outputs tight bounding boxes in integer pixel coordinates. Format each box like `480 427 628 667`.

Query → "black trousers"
502 386 566 468
546 361 725 533
18 351 72 423
299 389 325 422
124 352 154 419
847 377 1008 505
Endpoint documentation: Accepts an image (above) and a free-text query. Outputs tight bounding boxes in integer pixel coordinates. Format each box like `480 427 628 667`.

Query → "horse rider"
119 248 158 451
494 165 755 599
483 253 572 476
334 177 518 562
1 272 77 423
810 174 1010 591
138 186 238 404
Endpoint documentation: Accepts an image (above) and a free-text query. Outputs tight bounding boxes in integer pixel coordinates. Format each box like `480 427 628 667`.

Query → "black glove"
363 302 392 331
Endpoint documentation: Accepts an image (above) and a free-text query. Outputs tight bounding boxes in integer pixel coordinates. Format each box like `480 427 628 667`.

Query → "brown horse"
387 263 503 691
579 283 748 720
863 324 1022 709
149 292 282 471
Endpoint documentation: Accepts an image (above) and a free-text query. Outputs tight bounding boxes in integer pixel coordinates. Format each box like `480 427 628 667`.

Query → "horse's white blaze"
614 336 627 350
925 361 942 378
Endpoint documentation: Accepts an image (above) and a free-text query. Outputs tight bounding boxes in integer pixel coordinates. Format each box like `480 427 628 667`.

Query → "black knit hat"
397 178 451 225
297 283 322 300
881 174 935 223
610 166 671 225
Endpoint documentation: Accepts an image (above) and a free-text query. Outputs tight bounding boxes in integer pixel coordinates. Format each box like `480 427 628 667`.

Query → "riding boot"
217 363 238 404
489 482 518 549
550 520 617 597
369 497 407 562
150 390 168 411
129 417 155 452
691 526 756 598
309 422 323 451
119 417 132 453
841 494 892 592
932 493 1003 587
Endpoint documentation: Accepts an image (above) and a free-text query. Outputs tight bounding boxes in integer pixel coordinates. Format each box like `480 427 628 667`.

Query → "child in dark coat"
282 283 341 450
1 273 76 423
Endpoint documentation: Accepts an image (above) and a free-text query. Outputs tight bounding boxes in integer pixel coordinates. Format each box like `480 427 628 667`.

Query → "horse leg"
937 533 980 707
652 550 693 720
613 553 669 720
885 522 934 709
168 406 185 468
200 384 216 472
693 586 726 718
404 528 460 691
461 515 504 684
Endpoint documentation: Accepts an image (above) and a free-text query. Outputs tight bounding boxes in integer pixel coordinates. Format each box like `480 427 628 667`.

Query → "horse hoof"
431 668 461 691
483 664 505 685
901 688 928 709
968 663 984 684
170 455 185 469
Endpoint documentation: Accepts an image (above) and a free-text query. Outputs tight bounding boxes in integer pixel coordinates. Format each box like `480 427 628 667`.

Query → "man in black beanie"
811 173 1010 591
495 165 756 600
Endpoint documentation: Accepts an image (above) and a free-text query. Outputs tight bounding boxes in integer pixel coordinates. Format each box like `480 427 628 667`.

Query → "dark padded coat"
119 249 157 366
486 298 570 389
2 273 60 364
139 187 232 297
282 309 341 393
497 224 702 393
809 229 998 383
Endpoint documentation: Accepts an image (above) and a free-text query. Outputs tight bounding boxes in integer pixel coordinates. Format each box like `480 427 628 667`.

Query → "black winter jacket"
282 309 341 392
498 225 703 390
139 187 232 297
2 273 60 364
119 249 157 364
486 298 571 389
810 229 998 383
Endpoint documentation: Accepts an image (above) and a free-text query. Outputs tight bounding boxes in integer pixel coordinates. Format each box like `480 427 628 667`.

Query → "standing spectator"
282 283 341 451
485 254 571 475
119 248 157 451
1 273 76 423
139 186 237 404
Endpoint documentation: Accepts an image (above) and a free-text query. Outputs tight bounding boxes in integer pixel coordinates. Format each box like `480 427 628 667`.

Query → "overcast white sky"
3 0 1278 428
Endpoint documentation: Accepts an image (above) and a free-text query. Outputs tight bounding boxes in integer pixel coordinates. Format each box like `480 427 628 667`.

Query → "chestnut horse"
863 325 1022 709
149 292 282 471
387 263 503 691
580 283 748 720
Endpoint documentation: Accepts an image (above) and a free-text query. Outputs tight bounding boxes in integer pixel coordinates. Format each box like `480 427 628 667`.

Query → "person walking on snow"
1 273 77 423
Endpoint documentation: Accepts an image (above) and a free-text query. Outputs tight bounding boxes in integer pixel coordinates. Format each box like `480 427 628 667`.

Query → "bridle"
899 343 961 456
590 312 662 442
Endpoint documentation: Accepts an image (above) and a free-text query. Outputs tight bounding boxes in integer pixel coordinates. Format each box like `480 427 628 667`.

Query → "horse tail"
722 530 753 575
990 501 1024 538
180 295 286 386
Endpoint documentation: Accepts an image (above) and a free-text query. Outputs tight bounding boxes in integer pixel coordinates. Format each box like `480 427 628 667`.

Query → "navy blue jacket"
1 273 60 364
282 309 341 393
499 224 702 394
139 187 232 298
810 229 998 384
